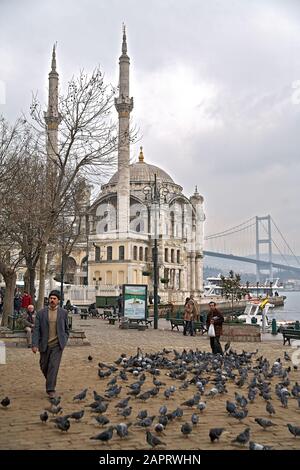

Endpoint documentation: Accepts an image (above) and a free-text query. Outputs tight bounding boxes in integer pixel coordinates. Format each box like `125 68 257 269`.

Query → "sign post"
122 284 147 321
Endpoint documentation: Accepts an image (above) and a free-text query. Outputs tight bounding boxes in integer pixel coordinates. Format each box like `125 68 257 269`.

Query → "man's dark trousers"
210 336 223 355
39 344 63 392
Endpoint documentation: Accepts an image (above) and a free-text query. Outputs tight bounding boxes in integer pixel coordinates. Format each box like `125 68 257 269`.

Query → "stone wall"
221 323 261 342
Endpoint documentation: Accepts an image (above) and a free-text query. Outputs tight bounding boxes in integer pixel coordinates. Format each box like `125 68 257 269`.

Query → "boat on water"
237 300 295 331
203 274 285 305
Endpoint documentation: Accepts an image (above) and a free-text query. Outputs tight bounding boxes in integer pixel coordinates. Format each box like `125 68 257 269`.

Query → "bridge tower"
256 215 273 283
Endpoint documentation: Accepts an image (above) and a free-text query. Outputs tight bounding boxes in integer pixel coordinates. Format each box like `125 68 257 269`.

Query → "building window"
119 246 125 260
118 271 125 284
177 250 180 264
136 223 141 233
170 211 175 237
95 246 100 262
133 246 138 260
106 271 112 284
171 249 175 263
107 246 112 260
165 248 169 262
139 247 143 261
145 247 149 261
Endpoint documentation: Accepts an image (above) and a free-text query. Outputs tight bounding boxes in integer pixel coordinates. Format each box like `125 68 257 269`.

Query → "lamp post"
143 174 169 330
60 214 65 307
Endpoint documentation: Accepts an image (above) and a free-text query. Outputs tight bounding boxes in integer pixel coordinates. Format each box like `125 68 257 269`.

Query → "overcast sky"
1 0 300 258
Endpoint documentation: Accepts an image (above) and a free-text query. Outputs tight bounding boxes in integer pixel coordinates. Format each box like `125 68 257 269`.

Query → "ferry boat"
204 274 284 299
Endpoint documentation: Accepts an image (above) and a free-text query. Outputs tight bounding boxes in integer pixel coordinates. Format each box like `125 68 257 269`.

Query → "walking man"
206 301 224 354
32 290 69 398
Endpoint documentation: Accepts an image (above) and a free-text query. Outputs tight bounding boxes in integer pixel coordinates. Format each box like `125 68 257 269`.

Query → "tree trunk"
37 243 47 311
1 271 16 327
24 268 30 294
28 266 36 305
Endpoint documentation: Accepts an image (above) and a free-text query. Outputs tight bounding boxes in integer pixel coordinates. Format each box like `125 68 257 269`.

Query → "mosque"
45 28 205 304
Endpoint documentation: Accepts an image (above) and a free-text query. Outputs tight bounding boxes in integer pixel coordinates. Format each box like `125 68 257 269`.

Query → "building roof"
108 161 175 185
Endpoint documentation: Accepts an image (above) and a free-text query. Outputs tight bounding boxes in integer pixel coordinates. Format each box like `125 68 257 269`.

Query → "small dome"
108 161 175 185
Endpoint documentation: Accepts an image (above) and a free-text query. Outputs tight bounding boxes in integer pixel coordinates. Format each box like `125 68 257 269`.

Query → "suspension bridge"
204 215 300 281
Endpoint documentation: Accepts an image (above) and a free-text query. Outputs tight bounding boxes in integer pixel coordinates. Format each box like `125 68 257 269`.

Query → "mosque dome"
108 147 175 185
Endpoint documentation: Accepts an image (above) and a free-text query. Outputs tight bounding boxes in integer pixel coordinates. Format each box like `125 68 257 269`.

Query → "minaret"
115 25 133 237
44 44 61 163
190 186 205 294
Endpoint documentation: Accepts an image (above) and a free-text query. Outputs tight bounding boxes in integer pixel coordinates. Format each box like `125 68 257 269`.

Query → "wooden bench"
80 313 88 320
170 318 207 335
282 328 300 345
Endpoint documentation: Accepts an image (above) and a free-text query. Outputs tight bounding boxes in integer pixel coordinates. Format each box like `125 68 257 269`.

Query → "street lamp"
143 174 169 330
60 214 66 307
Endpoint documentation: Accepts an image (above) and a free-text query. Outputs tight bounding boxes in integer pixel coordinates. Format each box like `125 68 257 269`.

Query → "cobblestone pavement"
0 316 299 450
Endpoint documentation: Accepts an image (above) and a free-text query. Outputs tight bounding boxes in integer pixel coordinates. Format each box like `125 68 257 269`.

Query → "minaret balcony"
115 97 133 114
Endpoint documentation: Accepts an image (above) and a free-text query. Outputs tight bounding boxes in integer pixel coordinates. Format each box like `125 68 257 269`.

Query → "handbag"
208 323 216 337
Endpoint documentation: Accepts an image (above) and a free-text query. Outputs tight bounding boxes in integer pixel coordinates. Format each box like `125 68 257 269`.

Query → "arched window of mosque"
177 250 180 264
171 249 175 263
170 211 175 237
139 247 143 261
145 247 149 261
119 246 125 260
104 224 108 232
95 246 100 262
136 223 141 233
133 246 138 260
165 248 169 262
106 271 112 284
107 246 113 260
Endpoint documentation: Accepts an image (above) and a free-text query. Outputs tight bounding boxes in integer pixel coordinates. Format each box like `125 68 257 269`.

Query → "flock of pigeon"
1 345 300 450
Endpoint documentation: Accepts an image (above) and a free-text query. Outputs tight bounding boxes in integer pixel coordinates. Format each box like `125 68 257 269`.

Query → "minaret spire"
51 43 57 72
44 44 61 163
115 26 134 236
122 23 127 55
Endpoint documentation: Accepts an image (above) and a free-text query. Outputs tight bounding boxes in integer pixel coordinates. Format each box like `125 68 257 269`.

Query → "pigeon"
232 428 250 445
266 402 275 416
137 410 148 420
135 416 156 427
88 355 93 361
94 415 110 426
159 415 169 427
230 409 248 421
73 388 88 401
226 401 237 414
191 413 199 425
56 419 70 432
284 352 291 361
1 397 10 407
287 423 300 437
249 441 272 450
69 410 84 421
146 430 166 448
118 406 132 419
90 427 114 442
197 402 207 412
49 396 61 406
181 422 192 437
45 405 62 415
93 391 105 402
115 397 131 409
159 405 168 416
255 418 276 430
115 422 132 438
154 423 165 434
40 411 48 423
93 402 109 414
209 428 225 443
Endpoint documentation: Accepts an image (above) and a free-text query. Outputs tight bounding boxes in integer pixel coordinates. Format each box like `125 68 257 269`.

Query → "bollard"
295 320 300 330
271 318 277 335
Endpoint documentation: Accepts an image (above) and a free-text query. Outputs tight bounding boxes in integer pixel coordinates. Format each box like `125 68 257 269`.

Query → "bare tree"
30 67 135 308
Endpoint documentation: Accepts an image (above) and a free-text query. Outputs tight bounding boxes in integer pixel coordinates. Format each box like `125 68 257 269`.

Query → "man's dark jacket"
32 307 69 352
206 308 224 337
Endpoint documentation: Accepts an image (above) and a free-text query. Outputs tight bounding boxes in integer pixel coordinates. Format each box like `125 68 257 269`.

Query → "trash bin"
271 318 277 335
251 317 257 324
